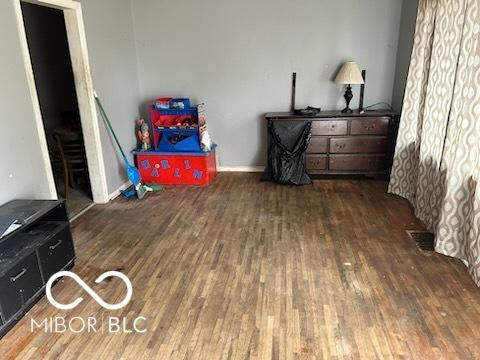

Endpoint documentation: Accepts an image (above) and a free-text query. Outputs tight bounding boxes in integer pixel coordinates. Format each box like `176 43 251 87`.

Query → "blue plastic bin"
156 127 202 152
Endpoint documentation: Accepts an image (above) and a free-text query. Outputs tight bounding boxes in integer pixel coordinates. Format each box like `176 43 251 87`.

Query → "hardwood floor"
1 173 479 359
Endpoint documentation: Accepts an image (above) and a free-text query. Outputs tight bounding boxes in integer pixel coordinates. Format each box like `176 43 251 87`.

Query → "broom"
93 91 147 199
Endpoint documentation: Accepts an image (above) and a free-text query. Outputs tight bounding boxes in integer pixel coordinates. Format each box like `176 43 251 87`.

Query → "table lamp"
334 61 364 113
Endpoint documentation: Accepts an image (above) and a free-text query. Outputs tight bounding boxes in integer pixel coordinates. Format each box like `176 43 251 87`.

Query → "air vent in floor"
406 230 435 252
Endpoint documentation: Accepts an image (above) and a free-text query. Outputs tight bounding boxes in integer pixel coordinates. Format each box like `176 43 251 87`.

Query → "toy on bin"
154 97 172 110
175 117 196 127
170 98 190 109
136 118 151 151
198 103 212 151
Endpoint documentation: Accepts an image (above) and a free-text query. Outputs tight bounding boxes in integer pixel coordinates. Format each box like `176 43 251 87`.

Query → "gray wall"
392 0 419 112
0 1 54 204
79 0 141 194
0 0 140 205
131 0 404 167
0 0 410 204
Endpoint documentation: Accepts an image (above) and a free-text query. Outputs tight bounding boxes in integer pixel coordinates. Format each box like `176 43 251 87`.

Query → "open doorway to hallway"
21 1 93 217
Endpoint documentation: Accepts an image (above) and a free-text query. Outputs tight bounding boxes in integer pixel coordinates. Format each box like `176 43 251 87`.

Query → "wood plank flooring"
1 173 479 359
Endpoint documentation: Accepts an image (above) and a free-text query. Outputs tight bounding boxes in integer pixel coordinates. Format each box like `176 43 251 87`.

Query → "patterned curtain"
389 0 480 286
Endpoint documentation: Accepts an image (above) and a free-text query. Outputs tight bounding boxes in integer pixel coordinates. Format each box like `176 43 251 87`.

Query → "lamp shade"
334 61 364 85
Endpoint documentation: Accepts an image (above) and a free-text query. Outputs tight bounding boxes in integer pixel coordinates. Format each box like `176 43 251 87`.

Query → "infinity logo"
46 271 133 310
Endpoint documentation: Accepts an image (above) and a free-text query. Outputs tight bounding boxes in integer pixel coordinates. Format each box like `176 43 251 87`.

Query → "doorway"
21 2 92 217
14 0 110 211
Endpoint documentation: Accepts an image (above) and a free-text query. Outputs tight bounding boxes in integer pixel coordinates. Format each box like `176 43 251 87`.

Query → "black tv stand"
0 200 75 338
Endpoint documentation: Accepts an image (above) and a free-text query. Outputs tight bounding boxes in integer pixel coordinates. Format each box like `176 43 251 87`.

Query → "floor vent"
407 230 435 252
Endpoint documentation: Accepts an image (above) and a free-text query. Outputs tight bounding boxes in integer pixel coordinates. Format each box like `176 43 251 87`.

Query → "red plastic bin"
133 146 217 186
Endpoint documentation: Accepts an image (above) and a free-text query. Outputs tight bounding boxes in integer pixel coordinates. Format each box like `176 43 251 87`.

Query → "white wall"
392 0 419 112
131 0 404 167
0 0 140 205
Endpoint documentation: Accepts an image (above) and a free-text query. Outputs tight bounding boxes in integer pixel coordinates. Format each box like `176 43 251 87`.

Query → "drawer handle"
365 124 376 131
10 268 27 282
336 143 346 149
49 239 63 250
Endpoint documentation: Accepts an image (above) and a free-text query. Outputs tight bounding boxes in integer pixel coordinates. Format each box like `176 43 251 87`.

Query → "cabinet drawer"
306 155 327 170
38 226 75 281
350 117 389 135
329 155 386 171
330 137 388 154
0 253 43 321
311 121 347 136
307 137 328 153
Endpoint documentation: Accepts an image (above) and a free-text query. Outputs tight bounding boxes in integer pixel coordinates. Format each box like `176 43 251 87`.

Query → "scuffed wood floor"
1 173 479 359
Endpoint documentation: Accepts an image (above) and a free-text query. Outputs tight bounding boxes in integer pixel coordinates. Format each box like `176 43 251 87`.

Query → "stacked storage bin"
132 97 216 185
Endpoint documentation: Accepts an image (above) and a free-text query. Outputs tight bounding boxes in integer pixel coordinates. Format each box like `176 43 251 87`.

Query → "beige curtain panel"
389 0 480 286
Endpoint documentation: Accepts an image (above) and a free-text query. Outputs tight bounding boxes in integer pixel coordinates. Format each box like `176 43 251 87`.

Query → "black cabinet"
38 223 75 280
0 253 43 320
0 200 75 338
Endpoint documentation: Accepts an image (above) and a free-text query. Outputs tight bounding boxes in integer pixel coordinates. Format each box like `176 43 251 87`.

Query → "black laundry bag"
262 120 312 185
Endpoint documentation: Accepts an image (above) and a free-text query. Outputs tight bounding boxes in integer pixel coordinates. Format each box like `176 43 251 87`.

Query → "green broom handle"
93 90 127 160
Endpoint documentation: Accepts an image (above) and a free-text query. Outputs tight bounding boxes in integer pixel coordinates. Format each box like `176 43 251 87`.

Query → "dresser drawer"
307 137 328 153
330 137 388 154
38 225 75 281
350 117 389 135
306 155 327 170
311 120 348 135
329 155 386 171
0 253 43 321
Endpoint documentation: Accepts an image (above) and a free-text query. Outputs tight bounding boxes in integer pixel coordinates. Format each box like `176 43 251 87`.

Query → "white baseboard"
70 203 95 222
108 181 132 200
217 166 264 172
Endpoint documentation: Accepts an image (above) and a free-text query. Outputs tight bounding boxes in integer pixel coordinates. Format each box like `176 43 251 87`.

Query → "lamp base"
342 84 354 114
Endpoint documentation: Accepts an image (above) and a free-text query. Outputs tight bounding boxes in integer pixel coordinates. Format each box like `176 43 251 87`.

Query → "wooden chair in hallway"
54 128 88 199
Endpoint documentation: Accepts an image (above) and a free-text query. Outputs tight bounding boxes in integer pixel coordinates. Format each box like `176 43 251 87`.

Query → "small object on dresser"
294 106 322 116
290 72 296 114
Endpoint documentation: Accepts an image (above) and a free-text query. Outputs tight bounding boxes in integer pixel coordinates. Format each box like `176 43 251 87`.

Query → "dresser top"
0 200 63 241
265 109 397 120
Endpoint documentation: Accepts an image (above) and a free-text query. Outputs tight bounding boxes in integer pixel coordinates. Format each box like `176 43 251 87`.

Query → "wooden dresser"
265 110 399 176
